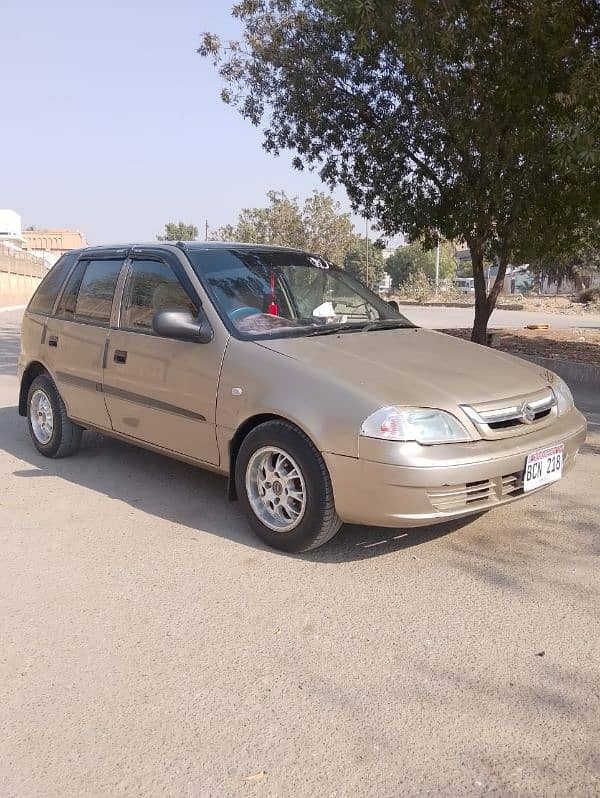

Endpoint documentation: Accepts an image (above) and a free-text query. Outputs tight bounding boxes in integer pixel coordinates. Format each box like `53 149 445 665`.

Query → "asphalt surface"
399 304 600 330
1 307 599 797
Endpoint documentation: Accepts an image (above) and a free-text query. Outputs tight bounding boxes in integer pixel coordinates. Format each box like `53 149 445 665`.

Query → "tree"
553 51 600 171
343 238 385 289
525 224 600 293
215 190 356 264
199 1 600 343
157 222 198 241
386 241 457 288
217 190 305 248
302 191 357 265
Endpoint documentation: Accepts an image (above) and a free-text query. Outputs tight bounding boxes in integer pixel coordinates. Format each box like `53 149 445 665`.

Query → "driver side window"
121 259 197 333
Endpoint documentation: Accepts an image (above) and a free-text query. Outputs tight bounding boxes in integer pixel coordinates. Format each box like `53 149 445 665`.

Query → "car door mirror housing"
387 300 400 312
152 308 213 343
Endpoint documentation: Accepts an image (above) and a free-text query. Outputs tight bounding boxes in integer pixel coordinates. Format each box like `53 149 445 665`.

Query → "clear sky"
2 0 364 244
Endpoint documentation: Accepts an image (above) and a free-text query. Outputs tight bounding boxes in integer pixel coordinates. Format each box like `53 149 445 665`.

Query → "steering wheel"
230 306 262 321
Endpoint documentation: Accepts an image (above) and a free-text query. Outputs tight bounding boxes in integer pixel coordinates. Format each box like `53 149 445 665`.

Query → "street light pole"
435 238 440 293
365 218 369 287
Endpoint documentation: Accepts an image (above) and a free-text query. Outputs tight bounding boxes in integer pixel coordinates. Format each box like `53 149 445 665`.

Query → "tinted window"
27 254 75 315
57 259 123 325
56 260 86 318
121 259 197 333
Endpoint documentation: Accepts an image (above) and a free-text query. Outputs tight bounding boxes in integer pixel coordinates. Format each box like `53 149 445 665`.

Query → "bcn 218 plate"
523 443 564 492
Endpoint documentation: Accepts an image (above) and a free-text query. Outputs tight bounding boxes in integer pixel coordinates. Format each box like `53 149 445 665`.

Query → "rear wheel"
27 374 82 458
235 420 342 552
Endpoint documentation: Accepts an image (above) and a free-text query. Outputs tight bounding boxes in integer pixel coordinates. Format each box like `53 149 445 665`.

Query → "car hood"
257 327 551 407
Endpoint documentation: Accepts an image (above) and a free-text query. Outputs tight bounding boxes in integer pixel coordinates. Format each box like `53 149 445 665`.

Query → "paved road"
399 303 600 330
1 308 599 797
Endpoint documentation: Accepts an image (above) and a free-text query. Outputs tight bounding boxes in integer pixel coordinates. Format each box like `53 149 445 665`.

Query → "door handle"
48 335 58 348
113 350 128 364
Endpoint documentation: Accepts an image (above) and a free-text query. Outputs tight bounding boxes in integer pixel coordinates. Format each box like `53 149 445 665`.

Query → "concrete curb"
396 300 524 311
518 354 600 389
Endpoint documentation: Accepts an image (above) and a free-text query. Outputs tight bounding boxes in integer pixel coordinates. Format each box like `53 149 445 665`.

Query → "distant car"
18 242 586 552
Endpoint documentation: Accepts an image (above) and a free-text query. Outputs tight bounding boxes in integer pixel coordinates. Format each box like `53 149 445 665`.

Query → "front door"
45 255 125 429
102 255 225 465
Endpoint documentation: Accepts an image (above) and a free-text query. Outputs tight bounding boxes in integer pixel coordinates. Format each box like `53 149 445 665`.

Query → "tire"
235 420 342 553
27 374 82 458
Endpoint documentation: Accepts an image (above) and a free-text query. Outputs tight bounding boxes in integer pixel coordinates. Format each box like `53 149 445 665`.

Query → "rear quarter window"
27 254 75 316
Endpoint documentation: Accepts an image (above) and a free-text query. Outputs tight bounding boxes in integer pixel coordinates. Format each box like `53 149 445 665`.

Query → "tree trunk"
471 296 491 344
470 245 510 345
470 243 490 344
571 267 585 293
487 254 510 312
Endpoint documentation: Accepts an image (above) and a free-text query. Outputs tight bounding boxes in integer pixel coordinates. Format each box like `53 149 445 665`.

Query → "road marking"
0 305 26 313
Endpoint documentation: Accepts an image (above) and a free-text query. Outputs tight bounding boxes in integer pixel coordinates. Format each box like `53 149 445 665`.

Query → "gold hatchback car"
19 242 586 551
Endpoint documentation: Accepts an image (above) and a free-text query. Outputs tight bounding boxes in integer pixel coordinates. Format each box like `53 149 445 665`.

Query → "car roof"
72 241 311 255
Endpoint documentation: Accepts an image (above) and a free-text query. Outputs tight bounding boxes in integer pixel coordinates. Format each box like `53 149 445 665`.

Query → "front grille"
428 471 524 513
500 472 524 498
488 407 552 430
461 390 557 439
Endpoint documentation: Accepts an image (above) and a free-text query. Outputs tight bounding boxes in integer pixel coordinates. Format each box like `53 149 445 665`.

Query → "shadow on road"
2 311 595 563
0 404 477 562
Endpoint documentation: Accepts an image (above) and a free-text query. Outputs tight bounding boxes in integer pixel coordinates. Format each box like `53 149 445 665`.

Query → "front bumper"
323 408 587 527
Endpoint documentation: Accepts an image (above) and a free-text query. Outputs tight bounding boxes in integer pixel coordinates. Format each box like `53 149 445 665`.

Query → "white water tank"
0 210 23 243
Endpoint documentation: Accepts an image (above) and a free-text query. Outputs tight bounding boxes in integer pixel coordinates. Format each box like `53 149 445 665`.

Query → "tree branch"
333 81 445 193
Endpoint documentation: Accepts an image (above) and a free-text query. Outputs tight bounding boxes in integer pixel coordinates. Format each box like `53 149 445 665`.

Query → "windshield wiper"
301 323 367 337
361 320 416 332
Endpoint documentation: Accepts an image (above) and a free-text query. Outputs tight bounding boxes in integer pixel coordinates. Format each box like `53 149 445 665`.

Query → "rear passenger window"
27 254 75 316
57 259 123 325
120 259 197 333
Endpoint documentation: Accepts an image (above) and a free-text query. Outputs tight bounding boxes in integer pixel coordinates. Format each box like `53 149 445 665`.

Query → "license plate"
523 443 564 492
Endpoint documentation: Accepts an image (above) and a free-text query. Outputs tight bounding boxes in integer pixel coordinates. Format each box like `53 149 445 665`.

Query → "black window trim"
26 251 79 318
51 252 81 316
52 250 130 328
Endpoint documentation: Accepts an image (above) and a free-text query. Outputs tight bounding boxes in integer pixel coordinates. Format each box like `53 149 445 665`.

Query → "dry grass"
440 327 600 366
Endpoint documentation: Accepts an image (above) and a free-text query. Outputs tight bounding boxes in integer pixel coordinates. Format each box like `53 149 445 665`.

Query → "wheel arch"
19 361 50 416
227 412 317 501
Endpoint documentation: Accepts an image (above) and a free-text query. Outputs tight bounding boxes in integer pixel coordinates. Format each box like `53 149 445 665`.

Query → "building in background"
0 211 47 293
22 227 87 266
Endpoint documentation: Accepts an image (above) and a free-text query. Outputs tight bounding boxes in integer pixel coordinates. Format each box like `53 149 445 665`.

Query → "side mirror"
387 300 399 312
152 308 213 343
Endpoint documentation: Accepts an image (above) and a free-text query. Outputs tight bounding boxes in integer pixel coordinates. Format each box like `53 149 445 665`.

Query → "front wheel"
235 421 342 553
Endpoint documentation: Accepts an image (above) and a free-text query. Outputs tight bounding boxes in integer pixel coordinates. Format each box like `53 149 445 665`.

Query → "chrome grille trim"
461 391 556 426
460 389 557 439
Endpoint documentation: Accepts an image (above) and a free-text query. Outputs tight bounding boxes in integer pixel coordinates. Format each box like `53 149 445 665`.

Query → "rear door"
44 251 127 429
102 249 225 465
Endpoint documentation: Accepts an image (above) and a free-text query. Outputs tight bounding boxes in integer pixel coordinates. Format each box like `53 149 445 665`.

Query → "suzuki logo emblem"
520 402 536 424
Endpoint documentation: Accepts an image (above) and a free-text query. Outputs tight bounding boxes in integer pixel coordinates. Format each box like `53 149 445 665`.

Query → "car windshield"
186 248 414 339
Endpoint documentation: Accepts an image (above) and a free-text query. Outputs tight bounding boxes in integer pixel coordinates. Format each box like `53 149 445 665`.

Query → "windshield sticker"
308 256 330 270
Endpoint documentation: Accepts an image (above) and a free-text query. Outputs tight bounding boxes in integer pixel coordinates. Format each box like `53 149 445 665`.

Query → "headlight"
360 406 471 444
551 375 574 415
